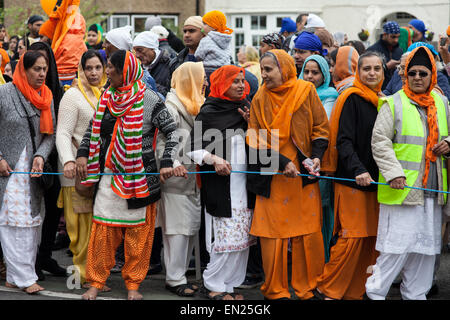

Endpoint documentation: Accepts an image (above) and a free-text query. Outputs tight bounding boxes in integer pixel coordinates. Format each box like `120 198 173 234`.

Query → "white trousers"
0 225 39 288
203 248 249 293
163 233 195 287
365 251 435 300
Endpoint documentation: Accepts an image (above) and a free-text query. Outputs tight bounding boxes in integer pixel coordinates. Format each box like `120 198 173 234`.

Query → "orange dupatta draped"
247 49 328 160
321 60 384 173
39 0 80 52
12 55 54 134
403 46 438 187
334 46 359 93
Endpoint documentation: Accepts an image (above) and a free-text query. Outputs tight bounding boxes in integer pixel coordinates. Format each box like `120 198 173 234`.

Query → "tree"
0 0 111 38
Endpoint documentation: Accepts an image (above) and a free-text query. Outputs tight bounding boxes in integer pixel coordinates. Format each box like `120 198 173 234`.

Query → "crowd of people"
0 0 450 301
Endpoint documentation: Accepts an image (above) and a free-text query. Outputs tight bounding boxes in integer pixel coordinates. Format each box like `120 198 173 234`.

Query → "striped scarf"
82 51 149 199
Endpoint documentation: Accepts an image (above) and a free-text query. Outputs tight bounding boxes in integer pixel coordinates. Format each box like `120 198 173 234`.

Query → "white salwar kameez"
188 134 255 293
160 193 201 287
366 197 442 300
0 147 41 288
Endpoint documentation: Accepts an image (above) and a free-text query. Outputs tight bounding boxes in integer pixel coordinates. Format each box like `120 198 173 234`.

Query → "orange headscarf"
12 54 54 134
334 46 359 93
39 0 80 52
403 46 438 187
209 65 250 101
322 54 384 173
247 49 328 159
0 48 10 74
202 10 233 34
171 61 205 116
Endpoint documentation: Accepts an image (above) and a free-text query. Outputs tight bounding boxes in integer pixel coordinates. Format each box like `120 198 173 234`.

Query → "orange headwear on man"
202 10 233 34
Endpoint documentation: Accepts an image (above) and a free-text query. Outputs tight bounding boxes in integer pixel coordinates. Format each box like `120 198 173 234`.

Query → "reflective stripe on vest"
377 89 448 205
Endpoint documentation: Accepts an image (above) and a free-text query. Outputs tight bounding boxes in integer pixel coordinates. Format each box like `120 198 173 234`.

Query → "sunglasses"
407 70 429 78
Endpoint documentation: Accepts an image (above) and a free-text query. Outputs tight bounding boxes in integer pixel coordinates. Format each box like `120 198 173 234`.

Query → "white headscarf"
145 15 162 31
105 25 133 51
133 31 161 66
305 13 326 28
150 26 169 39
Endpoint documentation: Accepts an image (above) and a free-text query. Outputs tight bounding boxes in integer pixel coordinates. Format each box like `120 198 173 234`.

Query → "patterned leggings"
85 203 156 291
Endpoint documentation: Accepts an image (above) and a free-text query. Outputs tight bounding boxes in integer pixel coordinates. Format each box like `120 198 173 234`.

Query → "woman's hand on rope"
283 161 300 178
211 155 231 176
64 161 76 179
76 157 88 180
30 156 44 178
389 177 407 190
160 167 174 183
0 159 12 177
355 172 374 187
173 165 188 179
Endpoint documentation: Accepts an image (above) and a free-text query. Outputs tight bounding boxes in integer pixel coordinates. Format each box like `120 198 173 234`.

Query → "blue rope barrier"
8 170 450 195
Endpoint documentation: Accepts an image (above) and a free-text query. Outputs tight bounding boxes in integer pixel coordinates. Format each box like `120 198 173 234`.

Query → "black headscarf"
29 41 63 115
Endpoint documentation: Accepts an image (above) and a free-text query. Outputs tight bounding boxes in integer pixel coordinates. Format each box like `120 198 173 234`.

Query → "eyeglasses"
407 70 429 78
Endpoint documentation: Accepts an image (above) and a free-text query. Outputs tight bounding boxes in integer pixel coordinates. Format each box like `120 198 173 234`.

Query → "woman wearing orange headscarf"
366 46 450 300
315 51 384 300
156 61 207 297
247 49 329 300
329 46 359 94
187 65 255 300
0 51 55 294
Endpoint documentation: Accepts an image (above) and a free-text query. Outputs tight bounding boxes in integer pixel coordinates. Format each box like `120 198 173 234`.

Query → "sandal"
165 284 196 297
199 285 233 300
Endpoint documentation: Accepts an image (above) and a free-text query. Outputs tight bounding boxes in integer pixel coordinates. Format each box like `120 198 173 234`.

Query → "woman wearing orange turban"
247 49 330 300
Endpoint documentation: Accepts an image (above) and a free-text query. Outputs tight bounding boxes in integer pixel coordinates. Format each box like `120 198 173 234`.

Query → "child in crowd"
195 10 233 69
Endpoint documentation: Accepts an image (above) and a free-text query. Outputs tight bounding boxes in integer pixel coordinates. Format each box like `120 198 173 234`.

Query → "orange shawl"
12 55 54 134
247 49 329 160
0 48 10 74
39 0 80 52
322 59 384 173
334 46 359 93
403 46 438 187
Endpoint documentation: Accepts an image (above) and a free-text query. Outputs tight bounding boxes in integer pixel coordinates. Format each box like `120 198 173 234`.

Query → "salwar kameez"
0 147 41 288
57 187 93 283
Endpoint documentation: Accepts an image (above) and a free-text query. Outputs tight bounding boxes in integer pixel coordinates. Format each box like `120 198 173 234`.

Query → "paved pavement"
0 246 449 301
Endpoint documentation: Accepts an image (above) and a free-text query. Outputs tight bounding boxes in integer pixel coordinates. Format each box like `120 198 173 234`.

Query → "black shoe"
237 276 264 289
147 263 162 275
52 233 70 251
426 283 439 299
40 258 67 277
36 268 46 281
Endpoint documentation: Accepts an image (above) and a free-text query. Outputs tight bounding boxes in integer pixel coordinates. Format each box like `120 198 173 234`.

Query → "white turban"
305 13 326 28
150 25 169 40
184 16 203 29
105 25 133 51
133 31 161 62
145 15 162 31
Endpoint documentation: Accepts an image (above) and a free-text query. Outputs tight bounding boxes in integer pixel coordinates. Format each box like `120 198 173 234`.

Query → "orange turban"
447 25 450 36
202 10 233 34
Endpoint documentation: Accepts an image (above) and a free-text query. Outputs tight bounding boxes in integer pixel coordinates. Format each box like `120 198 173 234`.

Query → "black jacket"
147 49 172 97
167 29 185 53
335 94 379 192
367 37 403 90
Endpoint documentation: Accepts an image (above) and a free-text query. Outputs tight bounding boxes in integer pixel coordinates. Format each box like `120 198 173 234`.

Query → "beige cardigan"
371 91 450 206
56 87 96 187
